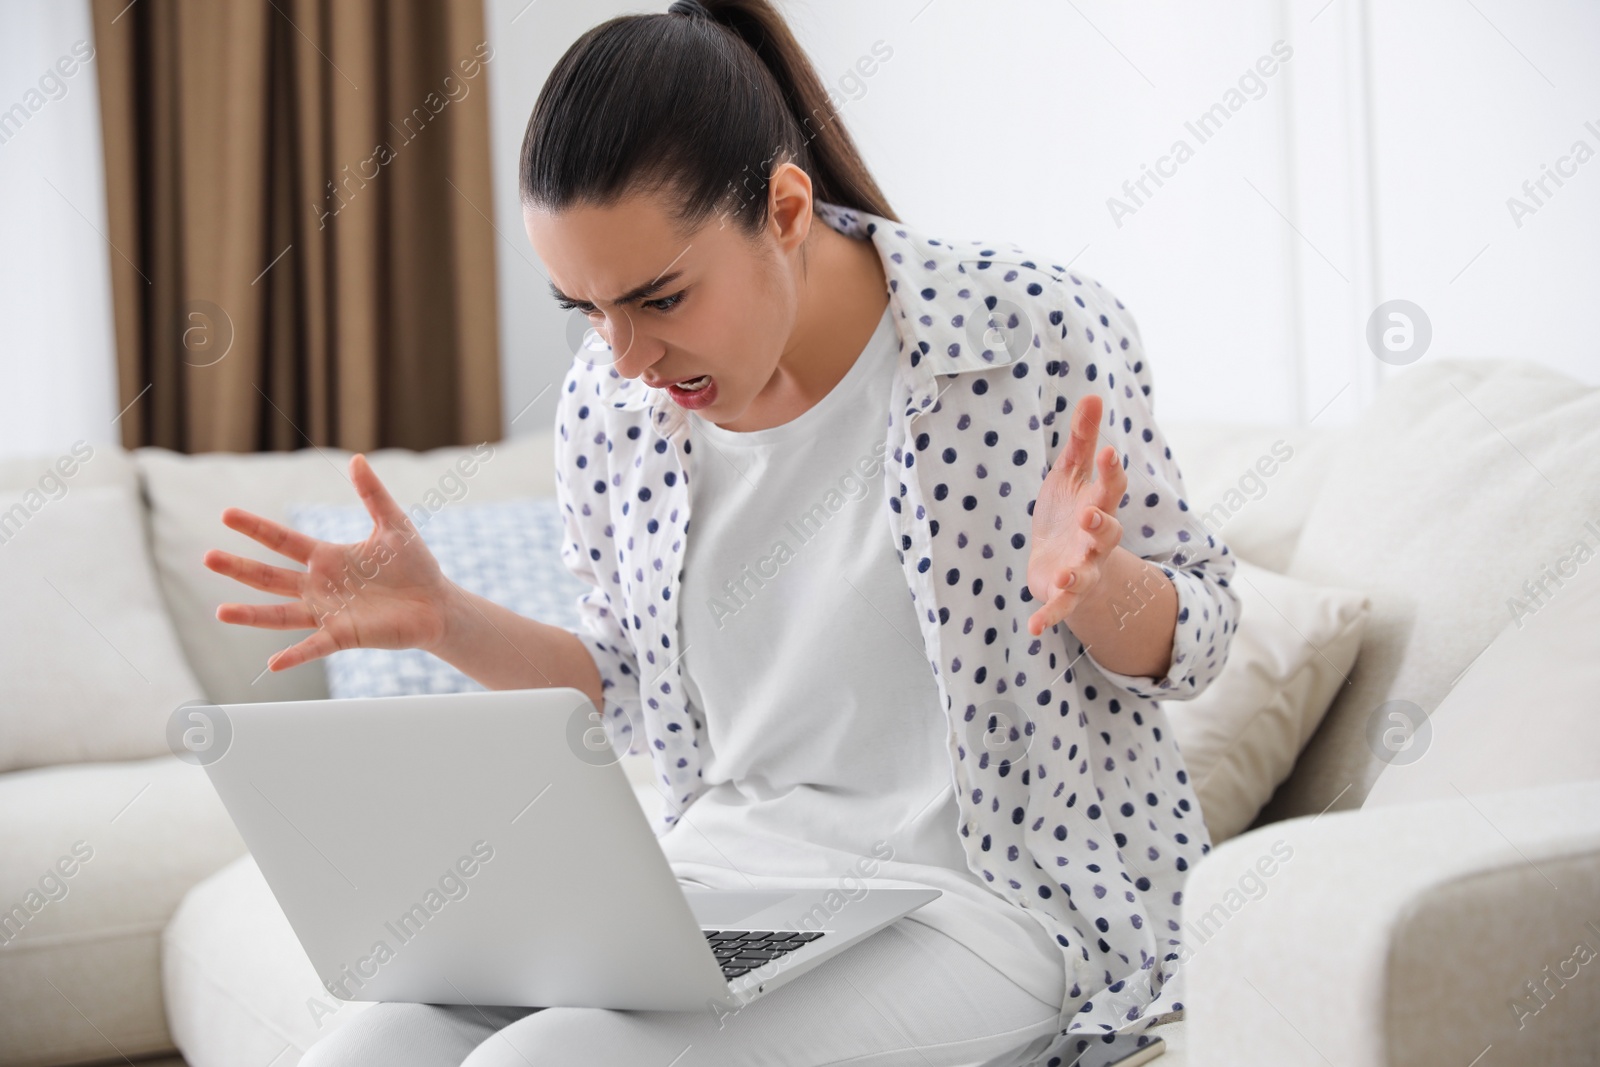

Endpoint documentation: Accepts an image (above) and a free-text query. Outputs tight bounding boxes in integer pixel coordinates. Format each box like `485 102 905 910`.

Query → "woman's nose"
603 316 662 378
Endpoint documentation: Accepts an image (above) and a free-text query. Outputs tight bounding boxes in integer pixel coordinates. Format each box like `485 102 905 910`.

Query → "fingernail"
1088 510 1102 529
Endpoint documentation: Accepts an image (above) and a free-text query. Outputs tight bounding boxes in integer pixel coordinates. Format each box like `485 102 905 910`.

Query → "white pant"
297 918 1066 1067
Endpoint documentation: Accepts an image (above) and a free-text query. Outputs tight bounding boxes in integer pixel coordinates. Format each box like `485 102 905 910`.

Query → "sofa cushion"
1363 537 1600 808
1254 358 1600 826
0 443 140 495
134 432 556 706
0 476 206 773
163 855 374 1067
284 497 590 698
1158 420 1343 573
1163 559 1369 843
0 756 246 1067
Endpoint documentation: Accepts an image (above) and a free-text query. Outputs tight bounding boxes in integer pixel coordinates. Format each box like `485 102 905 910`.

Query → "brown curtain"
92 0 502 453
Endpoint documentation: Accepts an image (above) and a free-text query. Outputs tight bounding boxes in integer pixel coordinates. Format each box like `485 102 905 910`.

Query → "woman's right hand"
204 453 456 673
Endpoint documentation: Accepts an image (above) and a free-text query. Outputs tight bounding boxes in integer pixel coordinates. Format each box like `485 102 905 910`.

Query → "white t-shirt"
662 304 1065 1006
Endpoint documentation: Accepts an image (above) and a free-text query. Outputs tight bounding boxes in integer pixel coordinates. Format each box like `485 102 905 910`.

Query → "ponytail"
519 0 897 238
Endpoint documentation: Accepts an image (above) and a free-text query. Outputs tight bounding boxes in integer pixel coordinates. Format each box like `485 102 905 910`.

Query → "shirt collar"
576 200 1026 435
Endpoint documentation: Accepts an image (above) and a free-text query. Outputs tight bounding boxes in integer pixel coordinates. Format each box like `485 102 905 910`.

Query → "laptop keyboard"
703 929 827 980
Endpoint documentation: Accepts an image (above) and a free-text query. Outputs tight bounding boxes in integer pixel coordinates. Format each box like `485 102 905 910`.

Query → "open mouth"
673 374 712 392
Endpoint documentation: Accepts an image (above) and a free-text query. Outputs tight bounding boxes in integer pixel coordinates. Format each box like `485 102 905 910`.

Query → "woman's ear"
766 161 814 255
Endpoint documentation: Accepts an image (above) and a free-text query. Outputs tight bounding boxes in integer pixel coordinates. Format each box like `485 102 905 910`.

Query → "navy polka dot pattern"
551 201 1240 1043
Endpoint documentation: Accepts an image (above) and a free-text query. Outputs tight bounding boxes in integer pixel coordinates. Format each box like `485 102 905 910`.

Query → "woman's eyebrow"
548 270 685 307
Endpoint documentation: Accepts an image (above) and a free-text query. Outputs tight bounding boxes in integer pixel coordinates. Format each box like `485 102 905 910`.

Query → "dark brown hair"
518 0 897 238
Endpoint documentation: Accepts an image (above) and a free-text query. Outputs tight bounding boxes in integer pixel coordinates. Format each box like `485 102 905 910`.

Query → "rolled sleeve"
1044 273 1241 702
553 395 648 759
1084 564 1238 700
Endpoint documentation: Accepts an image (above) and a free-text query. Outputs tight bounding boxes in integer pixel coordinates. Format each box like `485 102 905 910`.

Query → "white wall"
1365 0 1600 388
0 1 120 455
482 0 623 442
485 0 1600 437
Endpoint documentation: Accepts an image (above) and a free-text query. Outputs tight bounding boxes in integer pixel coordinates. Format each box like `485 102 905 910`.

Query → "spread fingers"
204 549 305 598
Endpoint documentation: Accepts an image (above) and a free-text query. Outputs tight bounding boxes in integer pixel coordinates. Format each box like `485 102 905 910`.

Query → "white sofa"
2 356 1597 1067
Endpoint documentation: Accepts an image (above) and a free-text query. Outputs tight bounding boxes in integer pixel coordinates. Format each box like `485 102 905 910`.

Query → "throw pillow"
0 482 206 772
286 498 590 698
1162 558 1370 843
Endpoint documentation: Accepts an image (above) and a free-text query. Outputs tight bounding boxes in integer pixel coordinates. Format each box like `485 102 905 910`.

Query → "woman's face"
523 174 811 422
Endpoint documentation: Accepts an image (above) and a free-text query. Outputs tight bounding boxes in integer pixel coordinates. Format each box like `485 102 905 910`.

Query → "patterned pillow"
285 497 589 698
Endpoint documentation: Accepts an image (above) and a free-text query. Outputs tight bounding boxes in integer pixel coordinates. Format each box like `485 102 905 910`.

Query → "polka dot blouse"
552 200 1241 1043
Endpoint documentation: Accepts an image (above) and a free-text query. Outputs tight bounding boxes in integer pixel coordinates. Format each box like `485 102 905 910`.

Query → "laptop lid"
187 687 734 1010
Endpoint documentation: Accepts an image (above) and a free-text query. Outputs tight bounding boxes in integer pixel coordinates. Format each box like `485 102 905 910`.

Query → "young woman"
206 2 1239 1063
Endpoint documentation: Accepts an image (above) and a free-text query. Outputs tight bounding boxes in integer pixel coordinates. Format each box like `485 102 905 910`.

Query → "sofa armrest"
1179 780 1600 1067
0 756 248 1066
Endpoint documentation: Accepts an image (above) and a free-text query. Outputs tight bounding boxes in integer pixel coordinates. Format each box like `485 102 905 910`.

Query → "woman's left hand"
1026 393 1127 637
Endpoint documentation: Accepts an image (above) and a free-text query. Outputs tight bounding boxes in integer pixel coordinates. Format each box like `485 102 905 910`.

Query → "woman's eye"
556 292 683 314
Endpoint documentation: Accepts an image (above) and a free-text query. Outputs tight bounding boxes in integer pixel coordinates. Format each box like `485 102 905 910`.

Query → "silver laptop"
183 686 938 1012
